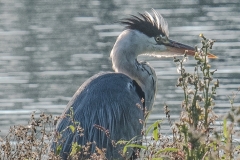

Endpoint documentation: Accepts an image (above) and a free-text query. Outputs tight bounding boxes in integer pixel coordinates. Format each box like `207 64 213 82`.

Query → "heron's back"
52 72 145 159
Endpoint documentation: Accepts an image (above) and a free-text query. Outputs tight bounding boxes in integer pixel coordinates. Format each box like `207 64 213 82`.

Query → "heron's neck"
110 30 157 110
110 30 143 84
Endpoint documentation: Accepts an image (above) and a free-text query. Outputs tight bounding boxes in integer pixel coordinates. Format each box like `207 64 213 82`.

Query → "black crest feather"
120 9 169 38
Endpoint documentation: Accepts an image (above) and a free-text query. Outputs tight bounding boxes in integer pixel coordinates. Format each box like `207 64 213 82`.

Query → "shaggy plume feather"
120 9 169 38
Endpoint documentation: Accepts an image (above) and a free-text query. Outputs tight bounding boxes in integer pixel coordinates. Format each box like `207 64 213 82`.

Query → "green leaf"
235 145 240 150
123 144 147 155
118 136 144 155
156 147 178 155
116 136 140 145
223 119 228 139
153 121 159 141
69 125 75 133
123 145 127 155
146 120 162 136
56 145 62 155
116 140 128 145
70 142 81 156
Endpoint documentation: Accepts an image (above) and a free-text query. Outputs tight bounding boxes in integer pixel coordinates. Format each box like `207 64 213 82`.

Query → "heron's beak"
166 39 217 59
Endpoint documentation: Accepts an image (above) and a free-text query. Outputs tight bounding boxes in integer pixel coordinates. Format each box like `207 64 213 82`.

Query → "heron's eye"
155 36 161 42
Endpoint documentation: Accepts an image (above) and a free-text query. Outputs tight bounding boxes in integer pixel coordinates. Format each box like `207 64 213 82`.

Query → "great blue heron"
51 9 215 159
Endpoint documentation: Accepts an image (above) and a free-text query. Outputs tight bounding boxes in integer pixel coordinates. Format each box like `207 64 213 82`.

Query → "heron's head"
111 9 216 59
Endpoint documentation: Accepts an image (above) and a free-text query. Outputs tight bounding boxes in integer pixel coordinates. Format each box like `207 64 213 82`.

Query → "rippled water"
0 0 240 136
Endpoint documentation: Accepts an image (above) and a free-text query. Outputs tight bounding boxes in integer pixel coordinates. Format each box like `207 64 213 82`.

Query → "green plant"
121 34 240 160
172 34 219 159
